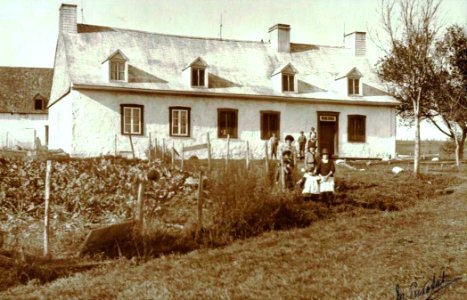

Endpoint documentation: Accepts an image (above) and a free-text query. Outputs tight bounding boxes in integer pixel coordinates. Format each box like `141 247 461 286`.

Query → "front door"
317 112 339 157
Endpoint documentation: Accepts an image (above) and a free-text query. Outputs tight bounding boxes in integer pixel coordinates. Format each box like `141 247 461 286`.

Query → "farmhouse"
49 4 398 159
0 67 53 149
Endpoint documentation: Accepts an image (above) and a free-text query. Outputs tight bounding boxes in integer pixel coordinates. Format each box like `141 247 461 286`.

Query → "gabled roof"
182 57 208 71
102 49 129 64
49 23 397 107
0 67 53 114
335 67 363 80
272 63 298 76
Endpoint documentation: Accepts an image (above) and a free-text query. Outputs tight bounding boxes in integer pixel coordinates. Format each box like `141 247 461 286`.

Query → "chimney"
268 24 290 52
59 4 77 34
344 32 366 56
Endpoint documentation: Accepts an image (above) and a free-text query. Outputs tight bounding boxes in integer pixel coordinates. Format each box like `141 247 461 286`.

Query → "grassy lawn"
1 162 465 299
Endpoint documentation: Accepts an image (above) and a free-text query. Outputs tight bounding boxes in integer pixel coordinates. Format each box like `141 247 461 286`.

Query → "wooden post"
136 181 145 234
280 156 285 192
181 143 185 171
226 134 230 166
162 138 165 162
246 141 250 169
148 132 152 162
6 132 8 149
264 141 269 174
197 171 204 235
129 133 135 159
114 134 117 157
154 138 158 159
171 141 175 169
207 133 212 172
43 160 51 258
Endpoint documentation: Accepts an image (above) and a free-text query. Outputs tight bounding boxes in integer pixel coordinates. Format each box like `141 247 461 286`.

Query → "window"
282 74 294 92
170 107 191 137
110 60 125 81
348 115 366 142
34 98 44 110
348 78 360 95
218 109 238 138
260 111 280 140
191 68 205 87
121 104 144 135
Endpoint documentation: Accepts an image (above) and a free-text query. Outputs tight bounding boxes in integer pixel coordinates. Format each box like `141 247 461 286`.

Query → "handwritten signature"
395 271 462 300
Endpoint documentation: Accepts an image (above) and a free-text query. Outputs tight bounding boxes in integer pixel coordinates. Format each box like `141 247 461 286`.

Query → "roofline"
0 111 48 115
71 83 399 107
344 31 366 37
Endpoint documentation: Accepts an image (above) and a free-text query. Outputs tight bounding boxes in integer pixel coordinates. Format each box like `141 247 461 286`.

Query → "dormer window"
34 98 44 110
271 63 298 93
183 57 208 88
191 68 205 87
102 50 129 82
348 78 360 95
282 73 295 92
335 67 363 96
110 60 125 81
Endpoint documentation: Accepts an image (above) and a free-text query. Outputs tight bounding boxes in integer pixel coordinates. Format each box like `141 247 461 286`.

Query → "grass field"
396 139 467 159
2 170 466 299
1 158 466 298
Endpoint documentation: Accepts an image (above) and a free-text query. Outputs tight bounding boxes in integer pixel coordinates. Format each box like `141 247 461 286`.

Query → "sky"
0 0 466 139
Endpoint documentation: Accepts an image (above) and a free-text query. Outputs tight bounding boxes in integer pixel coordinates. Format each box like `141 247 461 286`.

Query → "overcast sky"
1 0 466 68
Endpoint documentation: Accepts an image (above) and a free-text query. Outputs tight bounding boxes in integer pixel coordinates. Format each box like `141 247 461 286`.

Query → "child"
315 148 335 206
304 145 319 172
297 166 320 201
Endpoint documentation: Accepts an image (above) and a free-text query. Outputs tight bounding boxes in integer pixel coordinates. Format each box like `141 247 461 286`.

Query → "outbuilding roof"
0 67 53 114
50 23 396 107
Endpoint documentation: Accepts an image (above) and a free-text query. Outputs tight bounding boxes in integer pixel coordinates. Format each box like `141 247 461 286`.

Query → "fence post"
207 133 212 172
280 156 285 192
246 141 250 169
171 141 175 169
162 138 165 163
264 141 269 174
136 181 145 234
154 138 158 160
6 132 8 149
114 134 117 157
43 160 52 258
148 132 152 162
181 143 185 171
129 133 135 159
226 134 230 166
197 170 204 236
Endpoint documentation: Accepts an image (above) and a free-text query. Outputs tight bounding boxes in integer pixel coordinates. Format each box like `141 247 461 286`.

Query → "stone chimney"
59 4 77 34
344 32 366 56
268 24 290 52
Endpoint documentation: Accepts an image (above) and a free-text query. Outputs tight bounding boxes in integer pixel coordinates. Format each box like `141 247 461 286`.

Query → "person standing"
280 135 297 167
304 145 319 172
269 133 279 160
308 127 317 148
297 131 307 160
315 148 335 207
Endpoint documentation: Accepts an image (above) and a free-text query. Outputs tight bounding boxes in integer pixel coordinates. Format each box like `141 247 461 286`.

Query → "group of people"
270 128 335 205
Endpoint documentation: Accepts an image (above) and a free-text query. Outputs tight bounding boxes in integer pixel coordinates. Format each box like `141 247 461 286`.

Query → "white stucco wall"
48 92 73 152
54 89 396 159
0 113 48 148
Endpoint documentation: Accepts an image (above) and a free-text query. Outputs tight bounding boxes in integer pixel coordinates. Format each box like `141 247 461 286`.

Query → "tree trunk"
454 130 466 169
414 114 421 176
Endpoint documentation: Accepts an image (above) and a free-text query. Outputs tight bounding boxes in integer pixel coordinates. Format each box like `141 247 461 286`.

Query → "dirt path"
2 177 466 299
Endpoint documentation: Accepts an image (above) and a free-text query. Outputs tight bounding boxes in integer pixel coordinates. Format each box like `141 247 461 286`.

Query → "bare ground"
2 175 466 299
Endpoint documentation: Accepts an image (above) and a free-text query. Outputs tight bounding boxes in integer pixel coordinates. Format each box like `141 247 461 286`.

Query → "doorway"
317 111 339 157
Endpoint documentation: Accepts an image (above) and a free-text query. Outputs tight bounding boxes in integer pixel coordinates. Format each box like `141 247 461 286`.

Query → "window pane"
355 79 360 94
191 69 198 86
173 110 179 134
181 111 187 134
282 74 287 91
289 75 294 91
348 78 353 94
199 69 205 86
124 123 131 134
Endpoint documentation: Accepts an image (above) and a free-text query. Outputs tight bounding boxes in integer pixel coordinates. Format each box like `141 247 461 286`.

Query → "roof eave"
71 83 399 107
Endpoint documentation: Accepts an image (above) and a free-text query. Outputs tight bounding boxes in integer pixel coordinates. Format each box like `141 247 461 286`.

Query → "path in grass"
2 177 466 299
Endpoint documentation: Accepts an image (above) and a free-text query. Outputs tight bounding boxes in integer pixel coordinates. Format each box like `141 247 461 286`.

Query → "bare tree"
377 0 442 176
428 25 467 168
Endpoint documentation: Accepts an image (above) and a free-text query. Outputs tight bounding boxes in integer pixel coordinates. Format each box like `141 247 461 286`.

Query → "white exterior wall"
0 113 48 149
59 89 396 159
48 92 73 152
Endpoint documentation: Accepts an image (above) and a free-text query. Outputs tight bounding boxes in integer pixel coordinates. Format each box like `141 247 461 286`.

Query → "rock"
392 166 404 174
432 157 439 161
335 159 346 165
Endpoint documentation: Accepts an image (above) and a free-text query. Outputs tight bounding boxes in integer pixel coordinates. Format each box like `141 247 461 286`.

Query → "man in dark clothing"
297 131 307 160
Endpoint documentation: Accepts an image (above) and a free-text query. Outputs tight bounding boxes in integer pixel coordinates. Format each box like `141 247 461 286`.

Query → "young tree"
428 25 467 168
377 0 442 176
